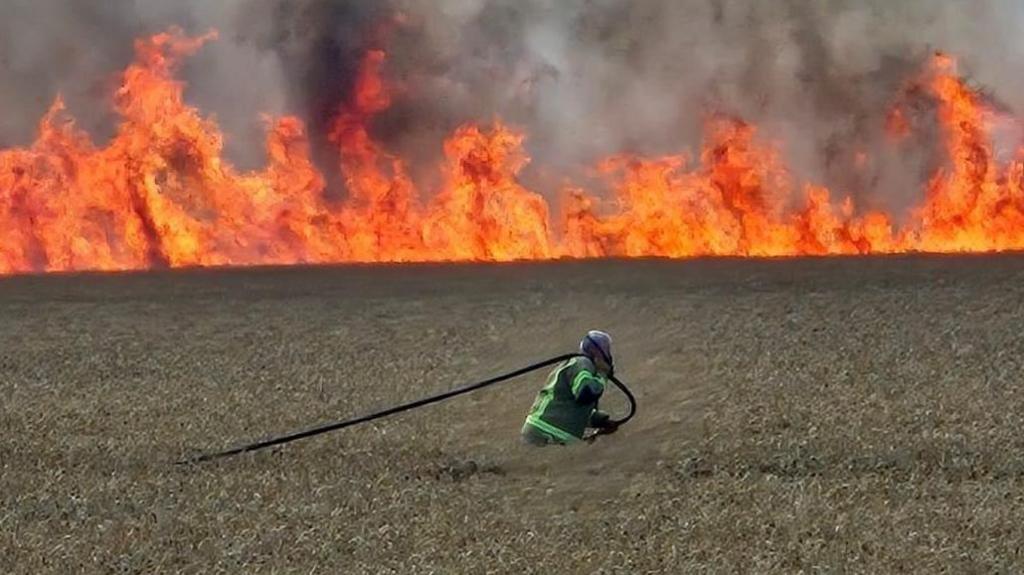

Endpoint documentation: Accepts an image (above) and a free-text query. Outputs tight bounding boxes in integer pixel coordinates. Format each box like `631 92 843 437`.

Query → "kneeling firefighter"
521 330 619 445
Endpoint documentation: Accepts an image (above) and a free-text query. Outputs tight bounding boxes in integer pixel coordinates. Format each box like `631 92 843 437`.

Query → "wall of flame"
2 30 1023 274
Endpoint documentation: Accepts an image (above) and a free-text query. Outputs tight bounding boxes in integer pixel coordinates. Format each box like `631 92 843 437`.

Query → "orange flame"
912 54 1024 252
424 123 552 261
2 31 1024 275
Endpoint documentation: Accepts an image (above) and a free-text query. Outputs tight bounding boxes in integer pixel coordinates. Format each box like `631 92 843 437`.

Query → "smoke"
2 0 1023 212
0 0 289 168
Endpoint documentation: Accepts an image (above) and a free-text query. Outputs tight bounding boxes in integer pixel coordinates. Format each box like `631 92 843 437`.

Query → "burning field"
3 256 1024 572
5 1 1024 572
3 10 1024 274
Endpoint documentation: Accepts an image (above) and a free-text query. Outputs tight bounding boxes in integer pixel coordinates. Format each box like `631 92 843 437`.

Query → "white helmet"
580 330 613 367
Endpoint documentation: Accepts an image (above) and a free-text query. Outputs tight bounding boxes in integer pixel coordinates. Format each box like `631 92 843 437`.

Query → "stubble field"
3 256 1024 573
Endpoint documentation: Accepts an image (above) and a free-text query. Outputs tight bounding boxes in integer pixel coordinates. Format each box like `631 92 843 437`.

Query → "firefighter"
521 330 618 445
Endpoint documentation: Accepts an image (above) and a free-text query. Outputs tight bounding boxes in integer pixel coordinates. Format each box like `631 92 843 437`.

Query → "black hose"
607 373 636 426
178 353 637 464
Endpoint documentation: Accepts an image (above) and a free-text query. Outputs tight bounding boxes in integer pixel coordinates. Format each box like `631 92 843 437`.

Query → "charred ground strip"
2 255 1024 572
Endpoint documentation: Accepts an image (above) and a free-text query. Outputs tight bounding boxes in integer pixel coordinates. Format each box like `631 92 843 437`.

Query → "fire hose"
178 352 636 465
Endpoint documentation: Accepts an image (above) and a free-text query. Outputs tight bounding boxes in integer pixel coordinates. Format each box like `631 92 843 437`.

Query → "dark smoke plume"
2 0 1022 213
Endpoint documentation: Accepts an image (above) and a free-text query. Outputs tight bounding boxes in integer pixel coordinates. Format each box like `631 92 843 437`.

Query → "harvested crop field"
3 256 1024 573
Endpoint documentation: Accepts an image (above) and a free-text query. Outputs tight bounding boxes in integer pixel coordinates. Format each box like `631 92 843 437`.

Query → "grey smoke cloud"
0 0 289 167
1 0 1022 213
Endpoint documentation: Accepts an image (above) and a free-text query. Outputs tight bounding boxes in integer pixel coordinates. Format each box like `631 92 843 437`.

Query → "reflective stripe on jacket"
523 357 607 441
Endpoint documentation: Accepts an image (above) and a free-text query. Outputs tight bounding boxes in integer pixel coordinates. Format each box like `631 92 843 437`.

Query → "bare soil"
3 256 1024 573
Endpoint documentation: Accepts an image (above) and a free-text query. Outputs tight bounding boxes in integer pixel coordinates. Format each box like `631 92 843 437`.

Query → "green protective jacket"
522 357 611 444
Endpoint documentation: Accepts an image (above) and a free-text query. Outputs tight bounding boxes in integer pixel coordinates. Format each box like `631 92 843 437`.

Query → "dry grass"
3 256 1024 573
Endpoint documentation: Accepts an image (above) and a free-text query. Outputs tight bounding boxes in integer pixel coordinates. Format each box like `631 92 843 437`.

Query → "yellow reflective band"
525 415 579 443
535 359 577 416
571 370 603 397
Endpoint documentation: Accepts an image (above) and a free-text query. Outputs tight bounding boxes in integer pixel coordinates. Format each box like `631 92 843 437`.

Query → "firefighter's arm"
572 370 618 432
571 370 605 404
